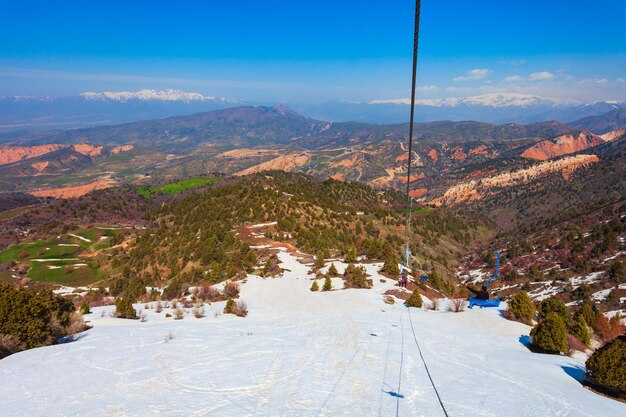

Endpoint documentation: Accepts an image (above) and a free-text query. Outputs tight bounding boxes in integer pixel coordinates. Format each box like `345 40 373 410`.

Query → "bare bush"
192 305 205 318
448 298 467 313
197 283 222 301
139 312 147 322
431 298 441 311
66 311 88 335
231 300 248 317
155 300 163 313
174 307 184 320
223 281 240 298
567 334 587 354
182 299 194 308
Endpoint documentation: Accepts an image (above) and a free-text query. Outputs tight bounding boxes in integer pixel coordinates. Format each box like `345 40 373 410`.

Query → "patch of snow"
247 221 277 229
1 252 625 416
58 243 80 247
68 233 91 243
31 258 79 262
592 289 612 301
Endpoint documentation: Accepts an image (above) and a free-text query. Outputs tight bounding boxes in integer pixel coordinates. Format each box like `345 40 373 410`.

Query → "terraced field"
0 227 124 286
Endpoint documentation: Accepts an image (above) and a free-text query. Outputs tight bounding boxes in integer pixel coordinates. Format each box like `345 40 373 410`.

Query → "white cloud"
415 85 438 92
529 71 555 81
499 59 526 66
453 69 491 81
504 75 523 82
617 78 626 83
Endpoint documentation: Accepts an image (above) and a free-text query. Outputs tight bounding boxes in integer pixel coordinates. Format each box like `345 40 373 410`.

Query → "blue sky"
1 0 625 103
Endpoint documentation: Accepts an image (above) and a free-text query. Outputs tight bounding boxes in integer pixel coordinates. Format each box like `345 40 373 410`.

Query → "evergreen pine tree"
539 297 569 322
508 291 535 324
328 263 338 276
322 275 332 291
310 281 319 292
530 312 568 354
314 251 325 269
405 289 423 308
586 335 626 392
114 298 137 320
576 303 598 330
381 255 400 276
345 247 357 263
570 314 591 347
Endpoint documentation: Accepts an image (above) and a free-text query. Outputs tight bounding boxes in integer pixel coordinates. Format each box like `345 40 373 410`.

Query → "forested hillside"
106 172 491 300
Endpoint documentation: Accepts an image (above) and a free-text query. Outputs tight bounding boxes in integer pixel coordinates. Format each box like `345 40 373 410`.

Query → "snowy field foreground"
1 251 625 417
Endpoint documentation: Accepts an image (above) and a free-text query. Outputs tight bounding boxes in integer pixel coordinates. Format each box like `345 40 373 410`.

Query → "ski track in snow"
1 251 625 417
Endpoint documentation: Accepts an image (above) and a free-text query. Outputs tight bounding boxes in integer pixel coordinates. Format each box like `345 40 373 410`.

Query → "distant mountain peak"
369 93 561 108
79 89 230 103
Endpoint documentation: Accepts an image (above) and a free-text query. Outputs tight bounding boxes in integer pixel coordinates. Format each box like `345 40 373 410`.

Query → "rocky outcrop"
0 144 65 165
521 132 605 161
432 154 600 206
234 154 310 176
71 144 104 157
29 178 118 198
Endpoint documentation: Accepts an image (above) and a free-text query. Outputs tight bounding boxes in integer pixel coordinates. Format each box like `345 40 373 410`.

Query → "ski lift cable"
407 306 451 417
403 0 421 268
403 2 450 417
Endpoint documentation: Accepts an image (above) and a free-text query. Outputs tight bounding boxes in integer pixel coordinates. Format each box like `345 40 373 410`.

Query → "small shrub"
79 301 91 315
173 307 184 320
508 291 536 324
165 313 172 318
431 298 441 311
383 295 395 305
328 263 338 276
114 298 137 320
18 250 29 259
586 335 626 392
405 289 423 308
530 312 568 354
223 281 240 298
224 298 235 314
322 276 332 291
310 281 319 292
155 300 163 313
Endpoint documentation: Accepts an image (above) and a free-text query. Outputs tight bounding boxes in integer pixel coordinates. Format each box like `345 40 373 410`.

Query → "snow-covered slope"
1 250 624 417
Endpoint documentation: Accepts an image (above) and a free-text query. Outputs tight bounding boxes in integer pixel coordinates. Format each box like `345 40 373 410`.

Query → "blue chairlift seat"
468 296 501 309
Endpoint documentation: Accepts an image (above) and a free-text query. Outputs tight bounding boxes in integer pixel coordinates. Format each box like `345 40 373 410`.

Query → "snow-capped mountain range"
0 89 624 131
80 89 229 103
368 93 562 108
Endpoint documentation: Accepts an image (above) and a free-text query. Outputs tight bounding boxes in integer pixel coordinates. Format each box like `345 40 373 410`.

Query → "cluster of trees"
103 172 488 302
514 296 625 354
507 292 625 394
0 284 86 358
